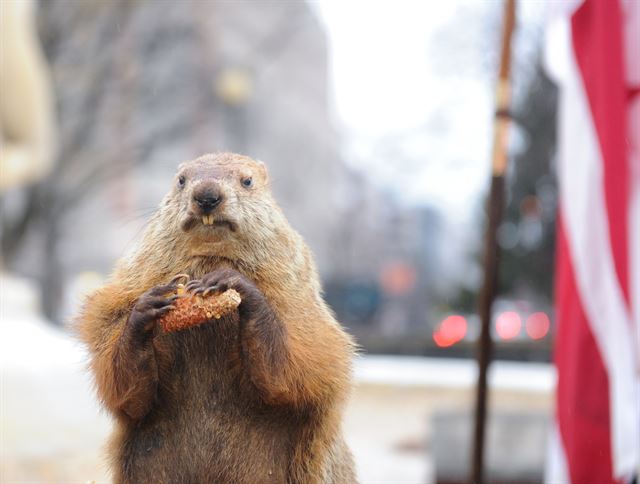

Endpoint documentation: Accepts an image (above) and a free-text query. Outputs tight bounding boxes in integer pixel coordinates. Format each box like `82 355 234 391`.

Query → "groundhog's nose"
193 189 223 214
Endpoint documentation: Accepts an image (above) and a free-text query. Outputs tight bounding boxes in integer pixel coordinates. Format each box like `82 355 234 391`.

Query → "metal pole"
470 1 516 483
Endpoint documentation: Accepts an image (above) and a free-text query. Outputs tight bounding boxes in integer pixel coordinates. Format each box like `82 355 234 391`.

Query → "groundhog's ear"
256 159 269 183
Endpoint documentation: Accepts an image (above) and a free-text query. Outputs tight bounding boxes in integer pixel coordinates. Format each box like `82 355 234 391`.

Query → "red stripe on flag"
571 0 630 305
555 218 616 484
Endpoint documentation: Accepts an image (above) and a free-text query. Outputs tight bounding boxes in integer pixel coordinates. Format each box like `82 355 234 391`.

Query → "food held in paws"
159 288 241 333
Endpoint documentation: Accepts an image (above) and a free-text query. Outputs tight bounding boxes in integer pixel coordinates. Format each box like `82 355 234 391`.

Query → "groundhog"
78 153 357 483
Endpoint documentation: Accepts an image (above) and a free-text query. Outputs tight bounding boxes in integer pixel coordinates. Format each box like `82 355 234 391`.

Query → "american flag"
544 0 640 482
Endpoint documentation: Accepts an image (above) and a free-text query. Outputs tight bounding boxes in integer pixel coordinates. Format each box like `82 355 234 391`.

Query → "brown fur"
77 153 357 483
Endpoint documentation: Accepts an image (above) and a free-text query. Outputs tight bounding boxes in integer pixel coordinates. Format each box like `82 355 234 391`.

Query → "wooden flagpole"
470 1 516 483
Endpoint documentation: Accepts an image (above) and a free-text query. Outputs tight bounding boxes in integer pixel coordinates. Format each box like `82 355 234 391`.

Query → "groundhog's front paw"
127 282 180 344
186 268 265 317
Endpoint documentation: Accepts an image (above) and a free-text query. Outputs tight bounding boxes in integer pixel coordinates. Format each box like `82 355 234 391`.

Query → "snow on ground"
1 274 111 482
355 354 554 393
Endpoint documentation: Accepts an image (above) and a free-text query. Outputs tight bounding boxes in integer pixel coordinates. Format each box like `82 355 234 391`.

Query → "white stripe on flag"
544 421 570 484
624 0 640 374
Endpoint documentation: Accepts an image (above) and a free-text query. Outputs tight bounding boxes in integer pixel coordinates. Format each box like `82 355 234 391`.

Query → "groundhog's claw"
127 285 180 343
201 269 242 293
185 281 218 297
201 285 219 297
185 279 205 293
170 273 191 285
182 269 266 320
197 268 266 313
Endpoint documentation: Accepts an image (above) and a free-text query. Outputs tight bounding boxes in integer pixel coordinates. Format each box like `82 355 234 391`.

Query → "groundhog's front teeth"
201 215 215 225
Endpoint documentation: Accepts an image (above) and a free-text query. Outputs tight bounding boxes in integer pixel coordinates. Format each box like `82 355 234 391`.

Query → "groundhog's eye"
178 175 186 188
241 177 253 188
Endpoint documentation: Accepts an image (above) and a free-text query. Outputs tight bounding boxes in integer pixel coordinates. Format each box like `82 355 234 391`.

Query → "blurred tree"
447 56 557 315
1 0 347 325
1 1 136 322
498 58 558 302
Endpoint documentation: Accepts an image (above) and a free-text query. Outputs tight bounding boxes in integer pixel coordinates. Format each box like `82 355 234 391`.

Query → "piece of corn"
159 288 242 333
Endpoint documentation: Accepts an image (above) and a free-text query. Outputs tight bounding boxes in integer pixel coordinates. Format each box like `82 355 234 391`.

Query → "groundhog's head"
161 153 285 258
